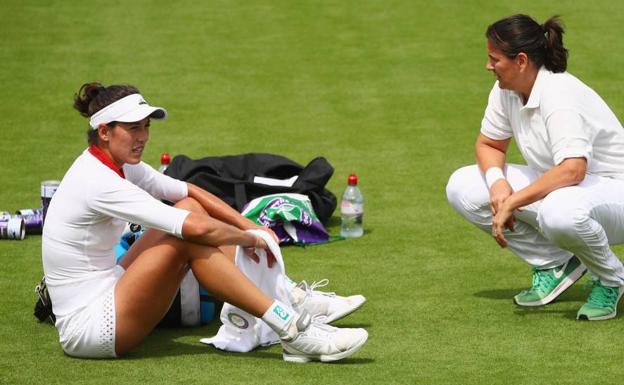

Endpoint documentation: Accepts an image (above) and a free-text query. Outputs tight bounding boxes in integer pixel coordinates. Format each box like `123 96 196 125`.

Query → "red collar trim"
88 145 125 179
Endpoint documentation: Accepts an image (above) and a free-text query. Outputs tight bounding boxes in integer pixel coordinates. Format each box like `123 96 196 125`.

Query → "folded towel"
242 193 329 245
199 229 293 352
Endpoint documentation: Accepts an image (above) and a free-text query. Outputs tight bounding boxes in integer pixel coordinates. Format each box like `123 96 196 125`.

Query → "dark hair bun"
74 82 106 117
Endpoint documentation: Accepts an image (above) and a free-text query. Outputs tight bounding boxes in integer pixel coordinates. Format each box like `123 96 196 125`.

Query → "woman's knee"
538 191 590 246
446 165 489 216
174 197 207 214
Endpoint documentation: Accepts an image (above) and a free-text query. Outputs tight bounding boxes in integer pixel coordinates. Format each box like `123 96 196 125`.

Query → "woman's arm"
186 182 279 244
475 133 510 173
181 211 276 267
492 157 587 247
181 211 260 247
504 157 586 210
476 134 513 215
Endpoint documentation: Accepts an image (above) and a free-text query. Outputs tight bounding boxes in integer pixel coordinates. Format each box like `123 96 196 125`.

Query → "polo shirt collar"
88 144 126 179
523 66 550 109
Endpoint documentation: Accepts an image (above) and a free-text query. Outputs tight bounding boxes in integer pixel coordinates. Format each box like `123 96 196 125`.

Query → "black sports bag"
164 153 337 224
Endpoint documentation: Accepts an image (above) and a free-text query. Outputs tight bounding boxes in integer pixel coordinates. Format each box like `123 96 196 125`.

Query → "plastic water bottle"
340 173 364 238
159 152 171 173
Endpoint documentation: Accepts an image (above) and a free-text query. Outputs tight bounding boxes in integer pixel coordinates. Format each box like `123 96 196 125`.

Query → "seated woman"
42 82 368 361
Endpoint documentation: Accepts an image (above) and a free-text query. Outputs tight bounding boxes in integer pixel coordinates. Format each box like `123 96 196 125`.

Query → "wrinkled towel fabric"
199 229 295 352
242 193 329 245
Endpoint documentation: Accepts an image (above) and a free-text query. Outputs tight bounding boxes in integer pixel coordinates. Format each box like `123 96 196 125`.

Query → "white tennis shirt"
42 148 190 315
481 66 624 179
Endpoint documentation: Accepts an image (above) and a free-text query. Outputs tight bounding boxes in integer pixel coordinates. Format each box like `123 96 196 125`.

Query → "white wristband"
485 167 505 189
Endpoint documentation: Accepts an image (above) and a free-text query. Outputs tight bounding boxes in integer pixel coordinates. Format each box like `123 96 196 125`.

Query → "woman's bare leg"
219 245 237 262
114 198 272 356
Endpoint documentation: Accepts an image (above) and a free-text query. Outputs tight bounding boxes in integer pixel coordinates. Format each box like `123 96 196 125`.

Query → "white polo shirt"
42 148 190 315
481 66 624 179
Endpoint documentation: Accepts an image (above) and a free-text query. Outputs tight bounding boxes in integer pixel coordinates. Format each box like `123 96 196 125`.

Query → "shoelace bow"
308 279 336 298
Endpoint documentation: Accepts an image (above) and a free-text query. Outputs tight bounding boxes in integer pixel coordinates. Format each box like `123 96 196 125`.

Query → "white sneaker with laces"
281 312 368 363
290 279 366 323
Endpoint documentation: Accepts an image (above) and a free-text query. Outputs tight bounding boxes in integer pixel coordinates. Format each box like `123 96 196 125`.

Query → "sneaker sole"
577 285 624 321
282 331 368 363
324 296 367 324
513 264 587 307
577 312 617 321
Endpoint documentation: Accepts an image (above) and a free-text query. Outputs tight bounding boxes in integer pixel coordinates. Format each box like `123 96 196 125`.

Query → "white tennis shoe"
281 312 368 363
290 279 366 324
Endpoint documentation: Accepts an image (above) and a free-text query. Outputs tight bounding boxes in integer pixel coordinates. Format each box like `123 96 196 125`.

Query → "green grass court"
2 1 624 384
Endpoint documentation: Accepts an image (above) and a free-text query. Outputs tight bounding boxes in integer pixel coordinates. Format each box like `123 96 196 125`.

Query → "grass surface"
2 1 624 384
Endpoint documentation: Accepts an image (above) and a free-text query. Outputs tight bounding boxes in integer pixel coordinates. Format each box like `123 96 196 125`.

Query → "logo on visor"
139 99 147 105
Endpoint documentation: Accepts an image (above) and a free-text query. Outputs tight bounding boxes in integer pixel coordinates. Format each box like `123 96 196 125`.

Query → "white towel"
199 229 293 352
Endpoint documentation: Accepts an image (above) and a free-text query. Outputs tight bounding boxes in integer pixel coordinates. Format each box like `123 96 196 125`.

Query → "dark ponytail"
73 82 140 145
542 16 568 73
486 14 568 73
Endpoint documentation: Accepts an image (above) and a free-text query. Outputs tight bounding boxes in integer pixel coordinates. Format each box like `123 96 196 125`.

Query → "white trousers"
446 164 624 286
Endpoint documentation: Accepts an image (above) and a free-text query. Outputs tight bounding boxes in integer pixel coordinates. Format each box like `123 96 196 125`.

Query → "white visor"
89 93 167 129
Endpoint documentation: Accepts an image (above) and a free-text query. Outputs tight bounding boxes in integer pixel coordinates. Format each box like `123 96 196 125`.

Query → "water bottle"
340 173 364 238
158 152 171 173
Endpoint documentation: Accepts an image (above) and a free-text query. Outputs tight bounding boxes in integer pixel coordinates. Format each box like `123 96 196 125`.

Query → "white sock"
288 285 307 306
285 277 306 306
261 300 298 340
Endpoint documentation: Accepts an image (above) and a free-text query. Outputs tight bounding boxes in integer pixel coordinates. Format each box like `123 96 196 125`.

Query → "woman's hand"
489 179 515 247
491 201 521 248
489 179 513 215
243 234 277 268
489 179 516 248
254 224 279 245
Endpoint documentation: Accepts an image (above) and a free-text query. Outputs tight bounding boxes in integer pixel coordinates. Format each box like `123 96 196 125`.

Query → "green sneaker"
577 280 624 321
513 256 586 306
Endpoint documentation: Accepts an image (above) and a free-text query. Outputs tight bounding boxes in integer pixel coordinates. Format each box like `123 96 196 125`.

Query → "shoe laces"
529 268 555 293
586 280 618 307
302 320 336 337
304 279 336 298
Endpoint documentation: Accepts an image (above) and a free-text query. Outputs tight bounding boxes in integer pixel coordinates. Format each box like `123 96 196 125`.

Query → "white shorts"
55 270 123 358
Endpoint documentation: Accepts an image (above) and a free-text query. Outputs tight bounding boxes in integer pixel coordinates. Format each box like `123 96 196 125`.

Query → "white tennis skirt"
54 266 124 358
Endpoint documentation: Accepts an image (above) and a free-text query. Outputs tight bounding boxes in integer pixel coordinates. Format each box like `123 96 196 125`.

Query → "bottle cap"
160 152 171 165
347 173 358 186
